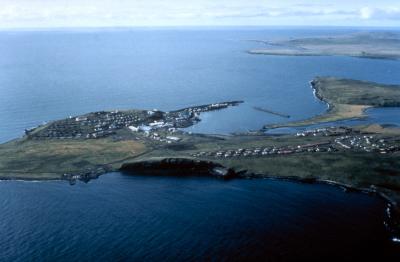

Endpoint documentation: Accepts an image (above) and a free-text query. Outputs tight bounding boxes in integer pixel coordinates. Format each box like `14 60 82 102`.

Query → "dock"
253 106 290 118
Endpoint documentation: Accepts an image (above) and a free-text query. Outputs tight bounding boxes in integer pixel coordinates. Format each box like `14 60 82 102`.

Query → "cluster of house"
186 102 241 113
295 126 354 137
191 127 400 159
191 142 335 159
28 110 150 139
334 135 400 154
294 126 400 153
27 101 243 140
129 127 182 143
27 107 201 141
162 102 241 128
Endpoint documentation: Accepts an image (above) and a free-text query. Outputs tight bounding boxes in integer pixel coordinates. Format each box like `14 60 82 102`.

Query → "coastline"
118 156 400 241
248 32 400 61
2 156 399 240
248 50 400 60
1 76 400 241
263 77 400 130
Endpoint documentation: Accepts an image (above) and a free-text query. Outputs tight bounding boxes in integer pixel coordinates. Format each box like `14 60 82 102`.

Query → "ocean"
0 27 399 260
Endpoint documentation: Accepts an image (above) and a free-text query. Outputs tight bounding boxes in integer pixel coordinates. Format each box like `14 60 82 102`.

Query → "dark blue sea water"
1 27 400 260
0 174 397 261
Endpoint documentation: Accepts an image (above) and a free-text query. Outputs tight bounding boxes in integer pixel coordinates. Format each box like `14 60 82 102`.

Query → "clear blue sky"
1 0 400 28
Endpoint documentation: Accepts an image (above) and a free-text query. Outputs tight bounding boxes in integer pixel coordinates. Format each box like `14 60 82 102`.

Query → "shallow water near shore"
1 27 400 260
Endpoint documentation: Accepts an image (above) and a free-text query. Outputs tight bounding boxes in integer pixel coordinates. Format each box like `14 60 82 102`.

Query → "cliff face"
120 158 237 179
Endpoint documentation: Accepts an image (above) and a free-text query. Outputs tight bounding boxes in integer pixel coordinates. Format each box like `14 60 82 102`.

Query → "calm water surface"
0 28 400 260
0 174 398 261
1 28 400 140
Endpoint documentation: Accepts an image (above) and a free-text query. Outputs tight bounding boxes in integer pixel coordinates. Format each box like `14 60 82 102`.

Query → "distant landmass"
248 32 400 60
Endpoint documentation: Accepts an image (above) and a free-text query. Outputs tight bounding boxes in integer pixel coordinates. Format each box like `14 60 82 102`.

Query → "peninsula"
264 77 400 130
0 101 243 181
1 78 400 236
248 32 400 60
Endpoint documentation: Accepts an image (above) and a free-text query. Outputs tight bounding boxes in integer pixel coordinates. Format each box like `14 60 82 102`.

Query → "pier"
253 106 290 118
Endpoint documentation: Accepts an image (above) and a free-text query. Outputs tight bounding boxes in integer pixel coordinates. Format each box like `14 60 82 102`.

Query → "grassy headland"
0 137 148 180
263 77 400 130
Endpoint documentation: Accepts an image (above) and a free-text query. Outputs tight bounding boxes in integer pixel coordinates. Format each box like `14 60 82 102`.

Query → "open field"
0 138 147 180
249 32 400 60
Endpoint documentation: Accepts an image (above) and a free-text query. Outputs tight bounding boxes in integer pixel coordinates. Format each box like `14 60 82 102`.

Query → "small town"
295 126 355 137
192 127 400 159
25 101 242 140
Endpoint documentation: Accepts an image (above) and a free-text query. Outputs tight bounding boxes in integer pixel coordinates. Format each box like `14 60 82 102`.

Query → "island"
248 32 400 60
0 79 400 236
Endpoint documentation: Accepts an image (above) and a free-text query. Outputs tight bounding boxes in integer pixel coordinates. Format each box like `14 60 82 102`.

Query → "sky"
0 0 400 28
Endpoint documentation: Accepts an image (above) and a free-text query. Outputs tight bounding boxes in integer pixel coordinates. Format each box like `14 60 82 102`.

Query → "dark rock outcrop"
120 158 237 179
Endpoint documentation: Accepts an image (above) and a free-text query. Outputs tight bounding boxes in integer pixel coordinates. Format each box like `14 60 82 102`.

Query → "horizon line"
0 24 400 32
